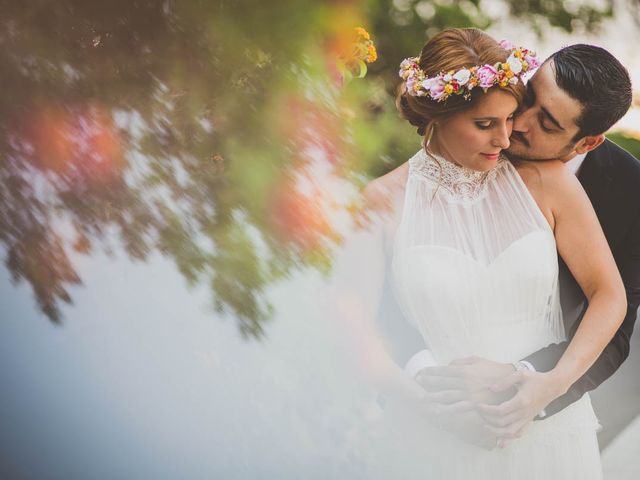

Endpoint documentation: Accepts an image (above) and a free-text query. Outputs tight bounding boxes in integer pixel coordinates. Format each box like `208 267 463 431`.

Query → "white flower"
421 77 437 89
443 73 452 82
507 54 523 74
509 76 519 85
452 68 471 86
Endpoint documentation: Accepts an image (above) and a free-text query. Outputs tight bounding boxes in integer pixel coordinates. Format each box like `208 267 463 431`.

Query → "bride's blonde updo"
397 28 525 137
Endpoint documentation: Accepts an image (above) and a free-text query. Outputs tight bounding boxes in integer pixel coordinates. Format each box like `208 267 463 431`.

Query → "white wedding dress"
360 149 602 479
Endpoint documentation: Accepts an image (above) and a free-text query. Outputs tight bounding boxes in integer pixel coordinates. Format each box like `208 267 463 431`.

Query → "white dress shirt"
565 152 587 176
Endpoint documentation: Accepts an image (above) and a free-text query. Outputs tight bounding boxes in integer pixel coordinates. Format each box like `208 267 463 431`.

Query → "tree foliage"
0 0 637 338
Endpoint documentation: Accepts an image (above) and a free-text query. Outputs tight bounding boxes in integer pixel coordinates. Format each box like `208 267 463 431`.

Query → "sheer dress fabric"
367 149 602 479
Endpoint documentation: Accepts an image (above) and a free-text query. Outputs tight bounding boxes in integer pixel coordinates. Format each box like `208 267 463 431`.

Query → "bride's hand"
415 356 517 406
476 369 566 443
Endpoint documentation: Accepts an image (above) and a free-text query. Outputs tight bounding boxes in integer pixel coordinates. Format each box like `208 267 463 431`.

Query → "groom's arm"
524 215 640 418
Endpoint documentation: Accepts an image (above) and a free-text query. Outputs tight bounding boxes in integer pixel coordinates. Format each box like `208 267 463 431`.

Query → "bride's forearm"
548 287 626 395
379 363 430 406
333 292 428 408
355 334 428 405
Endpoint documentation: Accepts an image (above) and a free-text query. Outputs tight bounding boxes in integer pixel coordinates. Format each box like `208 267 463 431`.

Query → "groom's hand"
415 356 516 406
476 370 564 444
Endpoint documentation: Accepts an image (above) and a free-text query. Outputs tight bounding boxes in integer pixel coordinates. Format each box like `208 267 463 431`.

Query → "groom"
407 44 640 442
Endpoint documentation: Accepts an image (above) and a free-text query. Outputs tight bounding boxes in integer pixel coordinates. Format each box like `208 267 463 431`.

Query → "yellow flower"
506 70 514 79
501 63 510 71
355 27 370 40
366 43 377 63
444 84 454 94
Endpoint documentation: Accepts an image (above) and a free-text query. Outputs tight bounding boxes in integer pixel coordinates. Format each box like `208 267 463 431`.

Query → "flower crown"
399 40 539 102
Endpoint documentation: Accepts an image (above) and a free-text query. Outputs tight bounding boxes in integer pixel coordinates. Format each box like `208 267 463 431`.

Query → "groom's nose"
512 106 533 134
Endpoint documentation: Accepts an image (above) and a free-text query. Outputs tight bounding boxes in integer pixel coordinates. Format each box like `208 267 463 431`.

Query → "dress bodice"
391 149 565 363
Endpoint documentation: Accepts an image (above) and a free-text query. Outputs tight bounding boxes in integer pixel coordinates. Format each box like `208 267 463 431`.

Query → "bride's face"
429 89 518 172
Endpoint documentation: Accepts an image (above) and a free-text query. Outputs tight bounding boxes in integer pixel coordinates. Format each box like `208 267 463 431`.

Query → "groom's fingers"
443 400 475 413
487 418 529 439
489 371 523 392
449 356 479 366
415 374 465 391
479 409 525 428
416 365 465 378
423 389 468 404
477 394 523 417
425 400 475 416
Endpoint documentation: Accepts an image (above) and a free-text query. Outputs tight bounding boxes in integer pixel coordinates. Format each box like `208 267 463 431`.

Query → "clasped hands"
414 356 564 449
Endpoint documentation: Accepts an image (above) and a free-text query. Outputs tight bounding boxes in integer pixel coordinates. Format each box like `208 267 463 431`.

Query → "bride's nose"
492 123 511 149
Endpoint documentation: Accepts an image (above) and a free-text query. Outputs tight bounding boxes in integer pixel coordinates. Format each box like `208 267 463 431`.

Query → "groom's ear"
574 134 605 154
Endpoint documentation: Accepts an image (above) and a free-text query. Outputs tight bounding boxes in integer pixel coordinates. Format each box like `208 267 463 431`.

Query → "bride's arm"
542 161 626 392
330 169 428 406
478 160 625 436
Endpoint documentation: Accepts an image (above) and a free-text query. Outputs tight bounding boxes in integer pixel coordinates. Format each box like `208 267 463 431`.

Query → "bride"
334 28 625 478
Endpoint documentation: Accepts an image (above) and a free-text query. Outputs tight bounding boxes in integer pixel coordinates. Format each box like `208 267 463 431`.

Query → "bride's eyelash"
476 115 515 129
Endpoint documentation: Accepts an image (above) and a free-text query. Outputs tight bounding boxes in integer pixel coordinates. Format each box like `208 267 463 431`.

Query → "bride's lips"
481 152 501 160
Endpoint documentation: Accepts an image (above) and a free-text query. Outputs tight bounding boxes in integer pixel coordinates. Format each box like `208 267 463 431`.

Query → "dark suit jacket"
524 139 640 417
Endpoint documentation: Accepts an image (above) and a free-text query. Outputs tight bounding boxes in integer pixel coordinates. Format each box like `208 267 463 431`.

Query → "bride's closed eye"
475 115 514 130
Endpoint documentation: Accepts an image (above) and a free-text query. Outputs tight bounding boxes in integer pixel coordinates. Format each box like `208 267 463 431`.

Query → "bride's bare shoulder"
512 158 584 227
513 158 578 193
362 162 409 214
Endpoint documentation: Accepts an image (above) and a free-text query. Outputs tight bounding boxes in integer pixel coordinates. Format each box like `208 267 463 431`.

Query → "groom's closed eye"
538 107 564 133
537 112 555 133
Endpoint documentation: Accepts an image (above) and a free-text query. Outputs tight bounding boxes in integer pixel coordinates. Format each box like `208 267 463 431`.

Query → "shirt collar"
565 152 587 176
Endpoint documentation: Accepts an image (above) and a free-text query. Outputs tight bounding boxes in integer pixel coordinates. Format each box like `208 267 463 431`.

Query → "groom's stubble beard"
507 131 577 162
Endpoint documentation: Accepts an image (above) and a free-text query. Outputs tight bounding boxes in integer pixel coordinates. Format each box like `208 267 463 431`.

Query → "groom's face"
508 61 583 162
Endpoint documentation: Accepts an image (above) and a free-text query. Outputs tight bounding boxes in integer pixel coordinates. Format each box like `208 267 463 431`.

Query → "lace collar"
408 149 507 203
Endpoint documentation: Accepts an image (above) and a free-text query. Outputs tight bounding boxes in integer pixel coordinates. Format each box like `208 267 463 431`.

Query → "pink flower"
476 65 498 89
406 75 418 93
524 54 539 70
400 58 416 70
399 57 419 79
425 76 446 100
499 39 515 50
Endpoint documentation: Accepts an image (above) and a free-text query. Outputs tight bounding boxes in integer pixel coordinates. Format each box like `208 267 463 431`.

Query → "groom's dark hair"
549 44 632 141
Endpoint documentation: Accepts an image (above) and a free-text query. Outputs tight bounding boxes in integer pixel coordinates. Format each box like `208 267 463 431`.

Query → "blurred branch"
0 0 635 338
